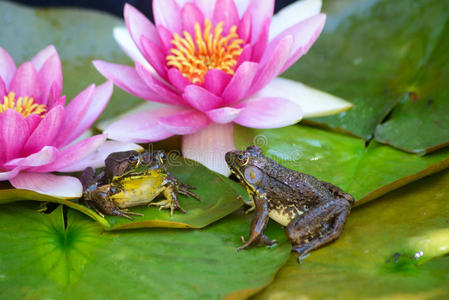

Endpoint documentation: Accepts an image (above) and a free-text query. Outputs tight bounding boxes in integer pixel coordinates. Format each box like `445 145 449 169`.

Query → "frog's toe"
261 235 277 247
179 188 201 201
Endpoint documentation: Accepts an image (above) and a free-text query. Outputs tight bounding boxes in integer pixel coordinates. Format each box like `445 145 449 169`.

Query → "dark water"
8 0 297 20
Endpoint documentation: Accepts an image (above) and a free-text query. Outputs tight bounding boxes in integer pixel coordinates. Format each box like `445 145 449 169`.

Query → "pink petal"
46 83 66 110
124 3 161 54
10 172 83 198
58 141 143 172
183 85 223 111
105 106 185 143
234 0 252 16
0 170 18 181
251 20 270 62
25 114 42 133
213 0 240 31
153 0 182 33
269 0 322 40
0 77 6 98
64 81 113 144
222 62 259 104
0 46 16 88
248 0 274 42
5 146 59 169
53 84 95 147
37 53 62 105
168 68 190 91
9 62 41 100
203 69 232 96
275 14 326 73
194 0 217 20
23 105 65 155
181 2 205 35
135 62 184 105
205 107 241 124
233 97 303 128
238 10 252 43
158 110 211 135
0 110 29 164
236 44 253 68
93 60 174 104
157 25 174 52
31 45 57 72
141 36 168 78
249 35 293 95
258 77 353 118
182 123 235 176
113 26 156 73
36 135 107 173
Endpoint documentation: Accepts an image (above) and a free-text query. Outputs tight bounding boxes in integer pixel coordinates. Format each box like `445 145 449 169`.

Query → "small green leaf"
103 157 245 230
0 203 291 299
234 125 449 204
254 168 449 299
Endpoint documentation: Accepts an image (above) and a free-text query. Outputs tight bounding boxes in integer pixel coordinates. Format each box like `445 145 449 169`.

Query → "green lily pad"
0 1 141 124
234 125 449 204
254 167 449 299
286 0 449 146
0 203 291 300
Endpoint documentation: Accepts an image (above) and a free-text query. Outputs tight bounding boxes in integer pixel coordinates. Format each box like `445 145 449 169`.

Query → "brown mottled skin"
80 150 200 220
226 145 354 262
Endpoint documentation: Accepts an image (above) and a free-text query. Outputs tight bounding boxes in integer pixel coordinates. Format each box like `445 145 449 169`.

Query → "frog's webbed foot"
149 186 186 216
238 234 277 251
110 209 144 221
169 173 201 202
178 185 201 201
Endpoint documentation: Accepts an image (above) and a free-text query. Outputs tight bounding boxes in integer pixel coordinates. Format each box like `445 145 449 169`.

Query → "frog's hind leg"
149 186 186 216
286 202 350 263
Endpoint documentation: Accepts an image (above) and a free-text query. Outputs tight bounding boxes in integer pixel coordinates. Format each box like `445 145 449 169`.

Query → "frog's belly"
268 207 303 227
111 177 165 208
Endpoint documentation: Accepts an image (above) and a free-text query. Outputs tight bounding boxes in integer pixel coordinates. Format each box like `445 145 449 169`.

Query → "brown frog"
225 145 354 262
80 150 200 219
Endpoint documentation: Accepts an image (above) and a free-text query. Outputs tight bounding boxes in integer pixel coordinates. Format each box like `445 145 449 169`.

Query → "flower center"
0 92 47 118
166 19 244 84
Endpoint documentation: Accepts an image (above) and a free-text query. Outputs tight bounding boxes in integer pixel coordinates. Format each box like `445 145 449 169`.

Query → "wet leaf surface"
0 203 291 300
286 0 449 149
254 168 449 299
235 125 449 204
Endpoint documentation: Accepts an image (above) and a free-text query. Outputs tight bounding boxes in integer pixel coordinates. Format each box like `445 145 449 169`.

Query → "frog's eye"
244 166 262 184
238 155 249 166
128 155 139 164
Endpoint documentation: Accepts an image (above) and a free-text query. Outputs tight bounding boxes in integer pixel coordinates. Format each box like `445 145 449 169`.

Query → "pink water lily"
0 46 140 197
94 0 352 175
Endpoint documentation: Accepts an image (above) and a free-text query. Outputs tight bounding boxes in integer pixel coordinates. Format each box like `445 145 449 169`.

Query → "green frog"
226 145 354 262
81 150 200 220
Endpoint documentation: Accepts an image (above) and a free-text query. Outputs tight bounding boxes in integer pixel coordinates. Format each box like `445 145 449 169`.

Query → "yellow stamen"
0 92 47 118
166 19 244 84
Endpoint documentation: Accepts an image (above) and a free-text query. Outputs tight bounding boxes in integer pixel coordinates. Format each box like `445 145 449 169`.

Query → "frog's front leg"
149 180 186 216
238 190 277 251
285 201 351 263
